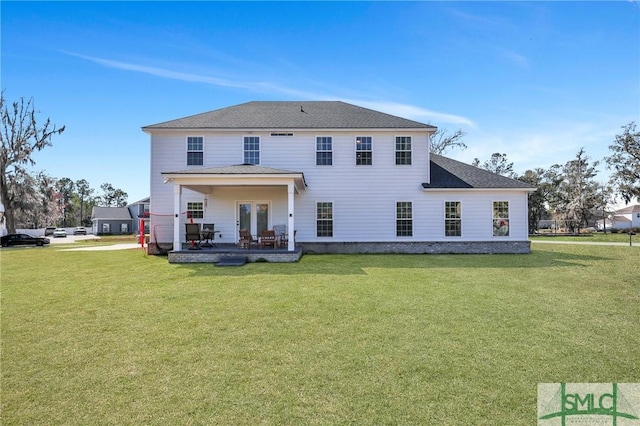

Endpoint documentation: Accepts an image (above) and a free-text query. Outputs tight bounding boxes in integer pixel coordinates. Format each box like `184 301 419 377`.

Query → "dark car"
44 227 56 236
1 233 50 247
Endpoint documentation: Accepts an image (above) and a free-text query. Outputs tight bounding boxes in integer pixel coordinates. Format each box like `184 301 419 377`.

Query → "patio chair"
273 224 286 242
201 223 216 247
259 229 277 249
185 223 202 250
279 230 296 248
238 229 255 249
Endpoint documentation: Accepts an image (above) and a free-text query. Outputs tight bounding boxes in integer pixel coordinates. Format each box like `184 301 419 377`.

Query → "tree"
0 92 65 233
56 177 75 227
518 167 562 233
75 179 93 226
472 153 516 178
605 122 640 204
553 148 600 233
429 128 467 155
99 182 128 207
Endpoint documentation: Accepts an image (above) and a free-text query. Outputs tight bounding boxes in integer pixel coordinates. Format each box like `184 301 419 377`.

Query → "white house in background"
142 101 535 257
596 204 640 231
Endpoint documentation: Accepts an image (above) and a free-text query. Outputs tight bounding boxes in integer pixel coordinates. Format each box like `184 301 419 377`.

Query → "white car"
53 228 67 238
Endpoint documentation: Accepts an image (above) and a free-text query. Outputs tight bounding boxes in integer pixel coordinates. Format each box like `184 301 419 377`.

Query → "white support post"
287 183 295 251
173 184 182 251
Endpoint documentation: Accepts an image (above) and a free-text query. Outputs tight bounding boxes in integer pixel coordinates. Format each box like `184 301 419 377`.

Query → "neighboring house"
142 101 535 255
596 204 640 231
128 197 150 235
91 206 134 235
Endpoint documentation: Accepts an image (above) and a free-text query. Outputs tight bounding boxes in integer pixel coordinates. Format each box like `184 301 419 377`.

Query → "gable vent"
270 132 294 137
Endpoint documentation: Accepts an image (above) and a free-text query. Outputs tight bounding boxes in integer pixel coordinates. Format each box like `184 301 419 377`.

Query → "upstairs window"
243 136 260 165
316 136 333 166
187 136 204 166
445 201 462 237
396 201 413 237
395 136 412 165
316 202 333 237
493 201 509 237
355 136 372 165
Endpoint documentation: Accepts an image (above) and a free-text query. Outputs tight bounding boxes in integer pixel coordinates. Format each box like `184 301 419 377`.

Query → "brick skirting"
300 240 531 254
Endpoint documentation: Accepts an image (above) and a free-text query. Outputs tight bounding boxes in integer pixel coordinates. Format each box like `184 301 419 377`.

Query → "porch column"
287 183 295 251
173 184 182 251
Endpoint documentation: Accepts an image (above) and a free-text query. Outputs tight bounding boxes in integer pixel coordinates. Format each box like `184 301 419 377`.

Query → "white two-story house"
142 101 534 259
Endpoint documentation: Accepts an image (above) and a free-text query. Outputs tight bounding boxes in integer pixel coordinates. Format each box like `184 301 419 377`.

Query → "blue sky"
2 1 639 204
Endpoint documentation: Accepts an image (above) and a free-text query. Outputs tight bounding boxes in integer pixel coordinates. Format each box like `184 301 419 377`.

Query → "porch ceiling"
162 164 307 194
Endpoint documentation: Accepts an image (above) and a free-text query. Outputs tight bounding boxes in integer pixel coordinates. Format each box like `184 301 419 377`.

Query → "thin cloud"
64 51 475 127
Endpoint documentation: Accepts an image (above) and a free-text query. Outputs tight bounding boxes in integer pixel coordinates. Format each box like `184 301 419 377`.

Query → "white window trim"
355 136 373 166
316 200 334 238
444 201 462 238
394 135 412 166
395 200 413 238
187 201 205 220
315 135 333 166
186 135 205 167
243 135 261 165
492 200 510 237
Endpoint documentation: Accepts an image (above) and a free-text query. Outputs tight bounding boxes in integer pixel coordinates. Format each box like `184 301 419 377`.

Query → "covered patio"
159 164 306 262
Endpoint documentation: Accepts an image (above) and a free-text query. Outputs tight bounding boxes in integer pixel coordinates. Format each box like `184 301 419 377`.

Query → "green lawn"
530 232 638 243
1 243 639 425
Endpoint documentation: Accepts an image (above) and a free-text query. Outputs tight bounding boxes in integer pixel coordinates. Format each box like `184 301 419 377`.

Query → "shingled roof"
143 101 436 130
423 154 535 190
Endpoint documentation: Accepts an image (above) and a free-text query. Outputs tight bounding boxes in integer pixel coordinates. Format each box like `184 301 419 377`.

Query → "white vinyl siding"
149 128 529 245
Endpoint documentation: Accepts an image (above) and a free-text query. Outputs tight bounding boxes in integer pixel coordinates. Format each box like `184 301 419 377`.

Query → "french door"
237 201 269 240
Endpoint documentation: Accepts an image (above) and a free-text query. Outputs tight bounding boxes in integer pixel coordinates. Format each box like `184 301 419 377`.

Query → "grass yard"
530 232 639 244
1 243 639 425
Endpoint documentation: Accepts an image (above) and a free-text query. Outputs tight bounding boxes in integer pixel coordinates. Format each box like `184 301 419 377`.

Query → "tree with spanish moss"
0 92 65 233
605 122 640 204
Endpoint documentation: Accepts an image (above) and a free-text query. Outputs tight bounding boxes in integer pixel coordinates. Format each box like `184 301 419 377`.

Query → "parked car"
44 227 56 236
73 227 87 235
1 234 50 247
53 228 67 238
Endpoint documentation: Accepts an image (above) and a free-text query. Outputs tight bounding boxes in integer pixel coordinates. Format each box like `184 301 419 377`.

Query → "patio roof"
162 164 307 194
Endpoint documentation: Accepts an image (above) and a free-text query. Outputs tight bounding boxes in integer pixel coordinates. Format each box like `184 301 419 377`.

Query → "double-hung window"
187 202 204 219
396 201 413 237
243 136 260 165
355 136 372 165
493 201 509 236
187 136 204 166
316 136 333 166
445 201 462 237
316 202 333 237
395 136 412 165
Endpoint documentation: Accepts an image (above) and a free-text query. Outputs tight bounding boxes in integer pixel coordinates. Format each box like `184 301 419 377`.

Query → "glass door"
237 202 269 241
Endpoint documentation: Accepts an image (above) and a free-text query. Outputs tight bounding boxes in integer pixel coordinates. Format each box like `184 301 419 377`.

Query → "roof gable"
143 101 436 130
423 154 535 190
91 206 133 220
